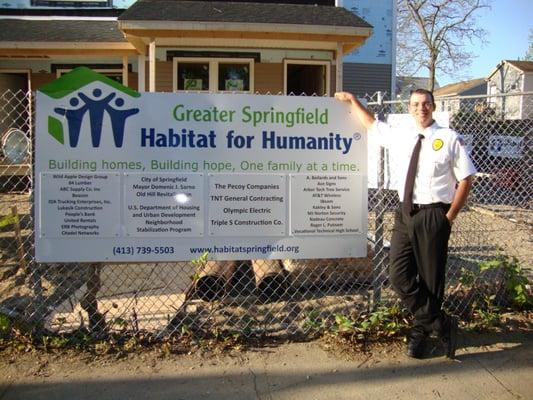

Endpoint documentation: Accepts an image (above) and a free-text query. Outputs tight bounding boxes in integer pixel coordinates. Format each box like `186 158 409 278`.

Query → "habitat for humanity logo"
38 67 141 148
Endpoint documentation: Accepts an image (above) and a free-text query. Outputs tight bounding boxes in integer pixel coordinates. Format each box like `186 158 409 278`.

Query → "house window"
56 68 124 84
31 0 111 7
173 58 254 93
218 63 250 92
177 62 210 91
284 60 330 96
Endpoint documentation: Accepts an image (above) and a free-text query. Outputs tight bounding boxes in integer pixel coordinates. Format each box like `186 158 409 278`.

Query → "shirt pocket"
431 151 450 178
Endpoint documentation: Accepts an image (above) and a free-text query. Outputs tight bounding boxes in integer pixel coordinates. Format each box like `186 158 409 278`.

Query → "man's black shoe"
441 316 458 358
406 331 426 359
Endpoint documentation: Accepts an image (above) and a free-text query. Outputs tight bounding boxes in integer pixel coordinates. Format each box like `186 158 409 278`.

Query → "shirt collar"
420 120 440 139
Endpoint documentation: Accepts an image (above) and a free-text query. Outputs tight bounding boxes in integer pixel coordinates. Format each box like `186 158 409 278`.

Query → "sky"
437 0 533 86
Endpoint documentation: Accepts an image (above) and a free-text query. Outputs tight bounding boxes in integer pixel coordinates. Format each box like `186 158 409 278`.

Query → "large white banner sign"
35 68 367 262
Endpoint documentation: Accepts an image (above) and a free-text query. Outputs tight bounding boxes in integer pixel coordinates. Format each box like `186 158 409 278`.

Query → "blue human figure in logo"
54 97 89 147
106 97 139 147
78 88 116 147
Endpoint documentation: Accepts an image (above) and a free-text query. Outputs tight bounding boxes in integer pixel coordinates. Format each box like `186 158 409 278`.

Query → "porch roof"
0 19 136 57
0 19 125 43
118 0 371 27
118 0 372 54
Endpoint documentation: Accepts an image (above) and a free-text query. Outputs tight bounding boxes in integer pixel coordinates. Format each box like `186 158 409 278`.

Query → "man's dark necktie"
402 134 424 217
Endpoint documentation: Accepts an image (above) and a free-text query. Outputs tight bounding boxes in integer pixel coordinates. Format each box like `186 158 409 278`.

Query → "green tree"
397 0 490 91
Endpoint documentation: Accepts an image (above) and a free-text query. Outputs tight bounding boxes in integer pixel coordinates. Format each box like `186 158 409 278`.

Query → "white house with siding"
486 60 533 120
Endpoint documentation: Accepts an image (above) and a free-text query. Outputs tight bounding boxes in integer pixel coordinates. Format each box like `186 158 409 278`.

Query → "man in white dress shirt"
335 89 476 358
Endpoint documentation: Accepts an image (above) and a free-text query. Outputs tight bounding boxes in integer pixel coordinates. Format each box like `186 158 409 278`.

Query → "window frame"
172 57 255 93
283 59 331 96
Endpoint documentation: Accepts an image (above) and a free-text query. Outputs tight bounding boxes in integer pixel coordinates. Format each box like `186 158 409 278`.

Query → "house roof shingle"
434 78 486 97
0 19 126 43
505 60 533 73
0 8 124 18
118 0 372 28
487 60 533 80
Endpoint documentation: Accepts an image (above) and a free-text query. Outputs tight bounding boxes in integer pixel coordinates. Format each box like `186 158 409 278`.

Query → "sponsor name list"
41 172 360 238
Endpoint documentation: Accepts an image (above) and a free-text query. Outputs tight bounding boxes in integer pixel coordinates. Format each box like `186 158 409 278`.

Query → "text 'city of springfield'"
139 104 355 154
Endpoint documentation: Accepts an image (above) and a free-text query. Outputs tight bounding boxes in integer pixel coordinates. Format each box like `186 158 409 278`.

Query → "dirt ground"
0 314 532 400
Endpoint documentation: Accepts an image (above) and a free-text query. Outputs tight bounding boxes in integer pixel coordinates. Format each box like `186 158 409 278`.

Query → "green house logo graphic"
39 67 141 148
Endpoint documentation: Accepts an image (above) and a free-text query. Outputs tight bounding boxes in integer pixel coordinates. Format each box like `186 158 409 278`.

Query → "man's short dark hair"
409 88 435 106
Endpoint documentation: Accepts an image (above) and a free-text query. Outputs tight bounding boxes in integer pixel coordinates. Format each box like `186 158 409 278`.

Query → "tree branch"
397 0 490 90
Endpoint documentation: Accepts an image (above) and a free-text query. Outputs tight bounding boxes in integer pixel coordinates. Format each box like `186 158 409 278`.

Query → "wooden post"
149 39 156 92
80 263 105 334
122 55 129 87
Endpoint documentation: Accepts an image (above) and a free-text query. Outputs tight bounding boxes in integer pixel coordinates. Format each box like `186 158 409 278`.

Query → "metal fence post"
372 91 387 308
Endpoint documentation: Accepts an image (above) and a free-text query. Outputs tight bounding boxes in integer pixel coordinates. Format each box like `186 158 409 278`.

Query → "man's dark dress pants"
389 205 452 334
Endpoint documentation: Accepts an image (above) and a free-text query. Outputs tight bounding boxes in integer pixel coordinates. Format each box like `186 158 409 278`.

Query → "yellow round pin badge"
432 139 443 151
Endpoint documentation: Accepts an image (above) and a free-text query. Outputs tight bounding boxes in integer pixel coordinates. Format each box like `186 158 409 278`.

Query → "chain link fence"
0 89 531 339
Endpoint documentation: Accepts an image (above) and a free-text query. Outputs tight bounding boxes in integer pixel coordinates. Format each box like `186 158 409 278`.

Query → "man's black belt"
406 202 451 211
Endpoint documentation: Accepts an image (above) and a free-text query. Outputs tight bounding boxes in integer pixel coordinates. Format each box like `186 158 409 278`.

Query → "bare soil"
0 312 531 400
